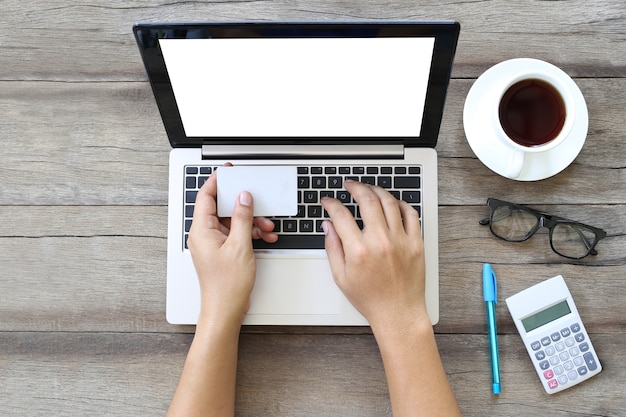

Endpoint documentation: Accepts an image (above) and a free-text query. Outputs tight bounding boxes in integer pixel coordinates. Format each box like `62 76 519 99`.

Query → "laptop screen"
134 22 459 147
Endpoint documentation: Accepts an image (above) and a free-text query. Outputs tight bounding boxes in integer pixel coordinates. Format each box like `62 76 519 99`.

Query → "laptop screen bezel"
133 21 460 148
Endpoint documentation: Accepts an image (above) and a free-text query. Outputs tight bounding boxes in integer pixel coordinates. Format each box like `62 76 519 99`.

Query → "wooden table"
1 1 624 415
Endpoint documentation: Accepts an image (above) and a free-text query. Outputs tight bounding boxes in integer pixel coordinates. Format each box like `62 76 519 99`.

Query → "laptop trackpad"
248 256 342 315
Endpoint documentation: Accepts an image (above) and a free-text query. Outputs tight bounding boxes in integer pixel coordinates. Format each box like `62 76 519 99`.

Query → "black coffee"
498 78 566 147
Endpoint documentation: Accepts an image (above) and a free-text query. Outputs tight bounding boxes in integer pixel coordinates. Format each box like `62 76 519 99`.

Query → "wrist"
370 309 434 349
197 308 244 337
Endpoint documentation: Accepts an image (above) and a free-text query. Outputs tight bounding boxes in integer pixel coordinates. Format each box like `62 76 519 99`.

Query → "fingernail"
321 220 329 235
239 192 252 207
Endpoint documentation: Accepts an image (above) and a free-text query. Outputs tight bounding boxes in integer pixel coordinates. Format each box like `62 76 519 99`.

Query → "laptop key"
308 205 323 218
186 191 198 204
378 176 392 188
298 177 310 188
300 220 314 232
394 176 420 188
337 191 351 203
304 191 318 203
283 220 297 232
312 177 326 188
253 235 325 250
402 191 421 203
328 176 342 188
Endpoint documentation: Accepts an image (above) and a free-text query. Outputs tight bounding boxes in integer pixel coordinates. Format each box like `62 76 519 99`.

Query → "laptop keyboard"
183 165 422 250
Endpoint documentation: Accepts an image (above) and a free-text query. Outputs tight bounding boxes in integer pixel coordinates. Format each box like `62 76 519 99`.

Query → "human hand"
187 169 277 326
320 181 428 332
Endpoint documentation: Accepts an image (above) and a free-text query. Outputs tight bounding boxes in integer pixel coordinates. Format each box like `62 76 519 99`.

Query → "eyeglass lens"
490 202 599 258
551 223 598 259
490 205 538 241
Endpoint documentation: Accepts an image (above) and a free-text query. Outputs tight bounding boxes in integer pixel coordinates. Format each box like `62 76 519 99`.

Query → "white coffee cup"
492 59 576 178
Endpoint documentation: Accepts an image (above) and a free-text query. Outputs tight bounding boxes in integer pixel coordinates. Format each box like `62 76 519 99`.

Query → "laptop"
133 21 460 326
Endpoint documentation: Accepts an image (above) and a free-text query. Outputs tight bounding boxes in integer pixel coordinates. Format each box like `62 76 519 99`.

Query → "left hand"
187 168 277 326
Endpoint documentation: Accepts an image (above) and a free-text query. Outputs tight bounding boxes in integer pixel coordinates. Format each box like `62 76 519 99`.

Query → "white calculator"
505 275 602 394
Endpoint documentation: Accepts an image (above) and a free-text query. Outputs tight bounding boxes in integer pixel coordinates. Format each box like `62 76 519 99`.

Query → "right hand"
320 181 428 331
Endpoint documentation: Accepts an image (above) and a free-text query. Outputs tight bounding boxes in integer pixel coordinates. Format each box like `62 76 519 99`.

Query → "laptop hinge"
201 144 405 160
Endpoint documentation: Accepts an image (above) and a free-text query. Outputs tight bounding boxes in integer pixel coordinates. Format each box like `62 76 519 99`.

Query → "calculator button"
559 352 570 361
565 337 576 347
578 366 588 376
531 341 541 351
569 347 580 357
535 351 546 361
549 356 560 366
547 379 559 390
545 346 555 356
539 360 550 370
571 323 581 333
564 361 574 371
550 332 561 342
558 375 568 385
543 369 554 380
568 371 578 381
575 333 585 343
556 341 565 352
560 327 571 337
584 353 598 371
541 336 551 346
554 365 564 375
579 342 590 352
573 357 584 367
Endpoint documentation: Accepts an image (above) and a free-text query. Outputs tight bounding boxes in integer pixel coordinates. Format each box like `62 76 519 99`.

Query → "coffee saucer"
463 58 588 181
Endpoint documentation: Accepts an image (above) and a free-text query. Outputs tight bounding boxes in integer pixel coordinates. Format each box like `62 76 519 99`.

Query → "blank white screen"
160 37 434 137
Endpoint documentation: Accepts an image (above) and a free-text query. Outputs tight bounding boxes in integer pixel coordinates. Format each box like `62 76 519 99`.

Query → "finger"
343 181 386 230
321 195 361 240
367 185 404 232
191 171 219 230
250 224 278 242
254 217 277 233
322 220 347 284
226 191 255 246
398 200 421 237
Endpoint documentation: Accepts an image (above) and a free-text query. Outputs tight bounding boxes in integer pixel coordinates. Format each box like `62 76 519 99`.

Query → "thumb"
227 191 255 245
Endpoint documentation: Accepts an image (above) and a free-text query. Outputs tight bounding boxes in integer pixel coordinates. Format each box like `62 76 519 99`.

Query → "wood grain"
1 332 624 416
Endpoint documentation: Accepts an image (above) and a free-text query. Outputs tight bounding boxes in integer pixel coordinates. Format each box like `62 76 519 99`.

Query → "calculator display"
522 300 571 332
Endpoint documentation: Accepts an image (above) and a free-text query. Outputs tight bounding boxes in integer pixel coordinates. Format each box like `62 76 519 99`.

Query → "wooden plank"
1 78 624 206
1 205 623 333
0 1 624 81
1 332 624 416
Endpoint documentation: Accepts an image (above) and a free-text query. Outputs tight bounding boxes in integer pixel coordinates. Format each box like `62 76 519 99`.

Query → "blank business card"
216 165 298 217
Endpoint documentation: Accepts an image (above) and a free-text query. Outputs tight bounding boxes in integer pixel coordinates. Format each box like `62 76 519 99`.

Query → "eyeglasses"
479 198 607 259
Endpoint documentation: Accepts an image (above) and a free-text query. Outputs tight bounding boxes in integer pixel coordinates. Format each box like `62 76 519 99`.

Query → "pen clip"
483 263 498 304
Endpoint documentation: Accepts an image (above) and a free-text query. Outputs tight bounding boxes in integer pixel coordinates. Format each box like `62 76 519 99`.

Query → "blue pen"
483 263 501 394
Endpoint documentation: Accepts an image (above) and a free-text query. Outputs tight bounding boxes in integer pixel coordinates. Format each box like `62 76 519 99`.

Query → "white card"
217 166 297 217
